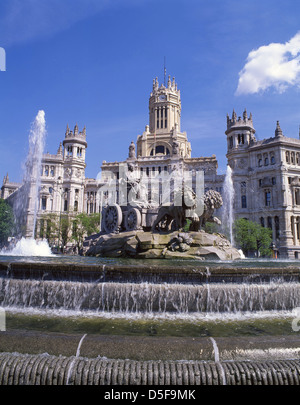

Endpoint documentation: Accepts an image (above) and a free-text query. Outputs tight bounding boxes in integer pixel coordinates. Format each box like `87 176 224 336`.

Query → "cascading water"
1 110 52 257
222 165 235 246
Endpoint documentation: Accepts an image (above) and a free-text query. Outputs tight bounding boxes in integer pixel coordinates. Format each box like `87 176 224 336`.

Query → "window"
64 200 68 211
241 195 247 208
264 157 269 166
271 155 275 165
291 152 295 164
295 189 300 205
155 145 165 155
272 177 276 185
275 216 280 239
267 217 272 229
41 197 47 211
229 137 233 149
45 166 49 176
258 159 262 167
238 134 244 145
286 151 290 163
50 166 55 176
74 200 78 212
265 191 271 207
259 179 262 187
260 217 265 227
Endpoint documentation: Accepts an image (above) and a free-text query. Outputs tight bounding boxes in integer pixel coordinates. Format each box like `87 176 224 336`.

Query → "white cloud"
236 32 300 95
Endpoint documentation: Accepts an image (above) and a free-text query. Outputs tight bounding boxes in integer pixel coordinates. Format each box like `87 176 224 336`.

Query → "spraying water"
26 110 46 238
1 111 52 256
222 165 235 245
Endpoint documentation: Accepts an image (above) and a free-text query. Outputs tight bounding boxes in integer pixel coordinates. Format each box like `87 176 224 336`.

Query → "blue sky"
1 0 300 183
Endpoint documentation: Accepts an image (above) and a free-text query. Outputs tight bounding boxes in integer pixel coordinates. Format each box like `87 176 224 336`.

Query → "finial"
243 108 247 121
65 124 69 136
232 109 237 122
275 121 283 137
168 75 171 88
57 142 63 155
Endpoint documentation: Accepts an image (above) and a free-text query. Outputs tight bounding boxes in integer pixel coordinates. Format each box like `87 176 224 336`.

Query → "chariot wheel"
125 207 142 231
102 204 122 233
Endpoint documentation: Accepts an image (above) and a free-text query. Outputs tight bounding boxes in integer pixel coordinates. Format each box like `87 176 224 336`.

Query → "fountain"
1 111 52 257
0 257 300 385
222 165 235 245
1 115 300 385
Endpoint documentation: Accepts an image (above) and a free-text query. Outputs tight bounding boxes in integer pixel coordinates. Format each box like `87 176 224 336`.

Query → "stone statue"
189 189 223 231
152 188 223 233
172 139 179 156
128 141 136 159
126 163 149 208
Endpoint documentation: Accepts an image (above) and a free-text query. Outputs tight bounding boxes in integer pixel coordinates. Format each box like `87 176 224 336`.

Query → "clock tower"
136 76 191 158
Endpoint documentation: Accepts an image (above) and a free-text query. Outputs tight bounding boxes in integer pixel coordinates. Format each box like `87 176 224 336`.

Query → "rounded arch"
147 141 172 157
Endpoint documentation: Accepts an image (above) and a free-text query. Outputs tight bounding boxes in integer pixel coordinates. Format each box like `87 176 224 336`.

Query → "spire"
168 75 171 89
3 173 8 185
232 109 237 123
74 123 78 136
275 121 283 137
57 142 63 155
65 124 69 136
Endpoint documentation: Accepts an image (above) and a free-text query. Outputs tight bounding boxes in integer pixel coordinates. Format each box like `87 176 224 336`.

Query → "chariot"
101 204 159 234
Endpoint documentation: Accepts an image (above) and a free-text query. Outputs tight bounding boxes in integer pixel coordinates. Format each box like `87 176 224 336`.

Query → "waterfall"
222 165 235 245
1 278 300 314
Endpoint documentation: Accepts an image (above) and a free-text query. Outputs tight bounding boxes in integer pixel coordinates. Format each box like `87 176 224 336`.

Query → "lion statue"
151 188 223 233
188 189 223 231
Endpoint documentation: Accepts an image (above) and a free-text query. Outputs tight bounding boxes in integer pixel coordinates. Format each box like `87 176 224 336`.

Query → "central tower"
136 76 191 158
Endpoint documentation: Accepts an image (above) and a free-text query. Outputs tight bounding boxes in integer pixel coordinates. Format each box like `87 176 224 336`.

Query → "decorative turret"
136 75 191 159
225 109 256 153
63 124 87 160
226 108 254 131
149 75 181 135
63 124 87 145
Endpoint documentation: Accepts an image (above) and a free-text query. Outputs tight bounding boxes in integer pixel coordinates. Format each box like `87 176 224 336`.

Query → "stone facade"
226 110 300 258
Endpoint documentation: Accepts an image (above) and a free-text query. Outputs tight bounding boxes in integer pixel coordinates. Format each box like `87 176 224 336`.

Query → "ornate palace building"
226 110 300 258
2 75 300 258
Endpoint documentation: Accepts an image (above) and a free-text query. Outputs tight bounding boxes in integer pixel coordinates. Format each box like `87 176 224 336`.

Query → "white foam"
1 237 53 257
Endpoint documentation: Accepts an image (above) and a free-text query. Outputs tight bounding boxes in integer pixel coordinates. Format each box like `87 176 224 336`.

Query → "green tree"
72 213 100 249
0 199 14 246
233 218 272 257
